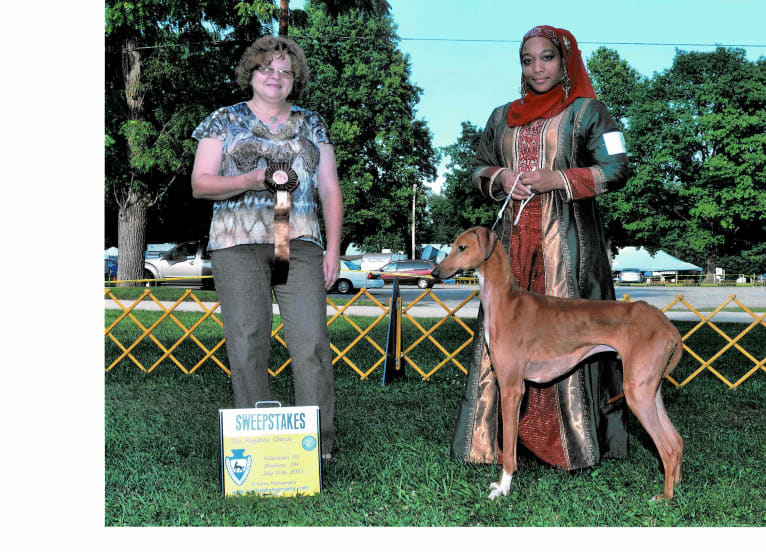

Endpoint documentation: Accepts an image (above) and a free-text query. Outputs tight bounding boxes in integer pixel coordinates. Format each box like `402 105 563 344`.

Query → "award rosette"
264 163 299 263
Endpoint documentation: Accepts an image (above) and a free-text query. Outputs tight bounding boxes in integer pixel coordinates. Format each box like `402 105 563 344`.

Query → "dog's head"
432 227 497 279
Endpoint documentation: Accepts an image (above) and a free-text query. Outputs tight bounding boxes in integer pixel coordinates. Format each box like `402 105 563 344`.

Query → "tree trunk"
117 36 148 286
122 37 143 117
279 0 289 36
411 182 416 259
704 250 718 283
117 187 148 285
605 237 614 264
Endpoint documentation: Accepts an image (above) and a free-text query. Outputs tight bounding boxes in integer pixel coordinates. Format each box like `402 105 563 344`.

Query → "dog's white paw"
488 487 505 500
487 471 513 500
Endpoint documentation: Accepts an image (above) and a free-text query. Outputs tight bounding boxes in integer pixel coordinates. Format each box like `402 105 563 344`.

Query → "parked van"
360 252 406 272
618 268 643 284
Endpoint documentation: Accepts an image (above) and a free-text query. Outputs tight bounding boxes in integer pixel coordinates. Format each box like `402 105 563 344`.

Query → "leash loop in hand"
491 170 536 231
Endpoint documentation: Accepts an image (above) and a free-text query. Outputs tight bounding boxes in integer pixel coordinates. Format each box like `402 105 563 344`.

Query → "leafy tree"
234 0 302 36
105 0 265 282
587 47 646 125
106 0 400 278
297 2 439 255
426 122 495 244
621 48 766 277
586 47 646 253
317 0 390 17
427 48 766 278
234 0 389 36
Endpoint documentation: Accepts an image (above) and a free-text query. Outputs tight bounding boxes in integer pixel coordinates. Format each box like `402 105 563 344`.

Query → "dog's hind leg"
655 387 683 484
654 340 684 485
623 375 681 501
488 379 524 500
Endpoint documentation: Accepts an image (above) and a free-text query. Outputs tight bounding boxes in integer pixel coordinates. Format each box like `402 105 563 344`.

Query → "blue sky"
379 0 766 191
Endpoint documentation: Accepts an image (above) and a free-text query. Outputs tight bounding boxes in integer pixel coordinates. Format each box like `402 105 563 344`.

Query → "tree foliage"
431 47 766 275
233 0 388 36
426 122 494 244
106 5 764 276
105 0 418 269
317 0 390 17
298 2 439 254
587 47 645 125
105 0 265 281
622 48 766 275
586 47 646 252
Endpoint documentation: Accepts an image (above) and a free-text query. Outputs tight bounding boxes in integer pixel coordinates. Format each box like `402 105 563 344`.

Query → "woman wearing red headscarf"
452 26 630 472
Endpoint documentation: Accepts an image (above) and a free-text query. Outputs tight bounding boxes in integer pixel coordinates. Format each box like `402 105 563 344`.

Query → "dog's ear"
487 227 497 248
473 226 491 252
469 228 482 251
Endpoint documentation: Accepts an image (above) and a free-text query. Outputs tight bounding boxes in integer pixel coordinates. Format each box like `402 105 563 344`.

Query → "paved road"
361 284 766 308
107 284 766 323
342 284 766 322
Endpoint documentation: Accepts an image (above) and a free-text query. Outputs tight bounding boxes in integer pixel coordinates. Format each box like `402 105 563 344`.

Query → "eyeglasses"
254 65 295 79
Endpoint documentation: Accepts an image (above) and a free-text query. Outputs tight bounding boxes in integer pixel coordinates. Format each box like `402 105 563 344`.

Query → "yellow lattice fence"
397 288 479 380
653 294 766 389
105 281 765 388
105 287 228 374
104 283 392 379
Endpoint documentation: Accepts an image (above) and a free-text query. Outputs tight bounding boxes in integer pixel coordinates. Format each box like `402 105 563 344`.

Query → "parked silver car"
331 260 384 294
143 244 383 292
144 241 213 288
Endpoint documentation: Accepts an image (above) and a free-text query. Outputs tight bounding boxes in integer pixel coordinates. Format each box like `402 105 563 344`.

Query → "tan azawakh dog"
433 227 684 501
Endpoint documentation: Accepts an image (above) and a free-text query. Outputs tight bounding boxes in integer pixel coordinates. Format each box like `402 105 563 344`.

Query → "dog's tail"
664 338 683 378
608 334 682 405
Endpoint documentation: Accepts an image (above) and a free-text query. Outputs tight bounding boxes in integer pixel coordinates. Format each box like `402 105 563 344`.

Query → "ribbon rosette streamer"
264 163 299 263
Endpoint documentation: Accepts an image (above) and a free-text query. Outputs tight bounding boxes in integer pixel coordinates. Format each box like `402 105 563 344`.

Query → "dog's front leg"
488 379 525 500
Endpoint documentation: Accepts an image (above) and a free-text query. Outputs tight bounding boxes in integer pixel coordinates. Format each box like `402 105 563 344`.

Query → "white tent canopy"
612 247 702 273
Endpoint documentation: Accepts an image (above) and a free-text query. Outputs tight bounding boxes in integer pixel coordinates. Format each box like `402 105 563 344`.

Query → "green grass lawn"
105 313 765 527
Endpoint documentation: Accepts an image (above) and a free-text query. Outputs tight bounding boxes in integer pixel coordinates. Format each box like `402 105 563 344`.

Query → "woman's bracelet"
487 168 506 201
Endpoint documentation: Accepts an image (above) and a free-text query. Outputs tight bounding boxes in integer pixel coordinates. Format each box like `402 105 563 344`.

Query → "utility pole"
279 0 289 36
411 182 416 258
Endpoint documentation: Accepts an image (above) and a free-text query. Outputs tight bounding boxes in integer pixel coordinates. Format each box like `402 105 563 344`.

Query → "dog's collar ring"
264 163 299 263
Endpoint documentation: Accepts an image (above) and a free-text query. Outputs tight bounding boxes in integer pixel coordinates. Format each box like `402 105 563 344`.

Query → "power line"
120 36 766 53
399 38 766 48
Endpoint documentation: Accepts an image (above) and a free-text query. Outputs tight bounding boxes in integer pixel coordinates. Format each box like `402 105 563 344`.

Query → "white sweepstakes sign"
218 405 322 497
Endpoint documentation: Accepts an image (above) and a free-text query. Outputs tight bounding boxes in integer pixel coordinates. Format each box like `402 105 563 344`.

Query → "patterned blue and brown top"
192 103 333 252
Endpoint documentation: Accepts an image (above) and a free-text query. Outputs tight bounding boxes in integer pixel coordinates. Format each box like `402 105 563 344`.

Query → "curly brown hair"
235 36 309 101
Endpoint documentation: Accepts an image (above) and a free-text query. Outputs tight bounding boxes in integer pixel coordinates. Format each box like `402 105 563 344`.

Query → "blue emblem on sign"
302 436 317 451
225 449 252 486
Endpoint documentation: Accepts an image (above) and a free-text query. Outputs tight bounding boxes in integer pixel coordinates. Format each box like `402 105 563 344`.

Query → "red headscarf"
507 26 596 127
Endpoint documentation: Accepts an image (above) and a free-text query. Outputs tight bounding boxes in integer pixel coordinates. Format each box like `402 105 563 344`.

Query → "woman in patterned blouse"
191 36 342 462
